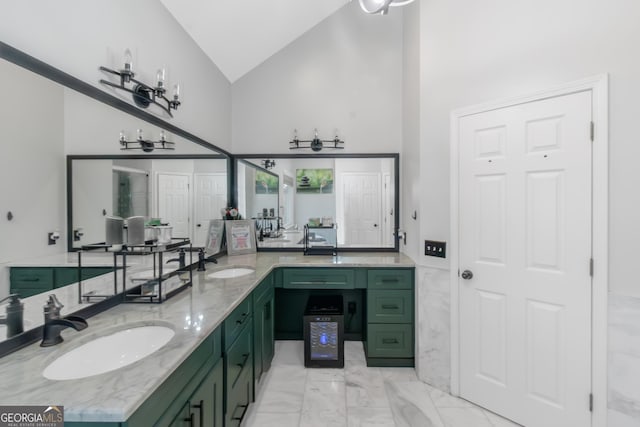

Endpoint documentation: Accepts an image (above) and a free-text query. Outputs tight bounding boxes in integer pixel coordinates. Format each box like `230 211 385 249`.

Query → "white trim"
449 74 608 427
112 165 148 175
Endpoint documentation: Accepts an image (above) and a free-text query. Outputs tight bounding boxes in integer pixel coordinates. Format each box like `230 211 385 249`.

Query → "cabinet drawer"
282 268 355 289
367 324 413 358
224 297 252 350
225 322 253 393
367 269 413 290
10 268 54 291
225 367 252 427
367 290 413 323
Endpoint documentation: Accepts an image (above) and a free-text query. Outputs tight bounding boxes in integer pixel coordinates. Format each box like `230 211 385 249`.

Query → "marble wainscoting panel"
608 292 640 426
416 265 451 392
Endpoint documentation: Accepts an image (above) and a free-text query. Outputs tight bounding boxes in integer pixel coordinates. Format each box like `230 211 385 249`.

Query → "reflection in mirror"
0 42 229 349
236 160 280 240
71 157 228 249
240 155 398 250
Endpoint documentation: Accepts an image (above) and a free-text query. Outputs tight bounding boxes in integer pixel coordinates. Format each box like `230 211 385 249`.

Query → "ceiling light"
358 0 416 15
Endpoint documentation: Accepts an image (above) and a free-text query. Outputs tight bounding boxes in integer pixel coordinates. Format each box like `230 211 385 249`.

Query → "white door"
193 173 227 246
458 91 592 427
157 173 190 239
342 173 381 246
382 173 393 247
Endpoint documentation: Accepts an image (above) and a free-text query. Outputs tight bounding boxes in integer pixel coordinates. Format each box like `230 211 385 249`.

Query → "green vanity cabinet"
10 266 114 298
253 273 275 392
281 267 356 289
223 296 254 427
364 268 415 367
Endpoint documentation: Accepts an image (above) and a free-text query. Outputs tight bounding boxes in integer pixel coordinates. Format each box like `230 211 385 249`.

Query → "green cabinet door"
190 359 224 427
254 288 274 388
168 401 192 427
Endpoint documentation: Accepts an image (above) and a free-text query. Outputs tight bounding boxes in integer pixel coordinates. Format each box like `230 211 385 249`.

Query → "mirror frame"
232 153 400 252
67 154 231 251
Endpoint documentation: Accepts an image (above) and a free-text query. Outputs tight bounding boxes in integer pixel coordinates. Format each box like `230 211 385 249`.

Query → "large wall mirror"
0 42 229 348
69 155 229 249
236 154 399 251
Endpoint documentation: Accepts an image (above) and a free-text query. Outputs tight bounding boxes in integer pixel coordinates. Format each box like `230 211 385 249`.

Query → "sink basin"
208 268 255 279
43 325 175 381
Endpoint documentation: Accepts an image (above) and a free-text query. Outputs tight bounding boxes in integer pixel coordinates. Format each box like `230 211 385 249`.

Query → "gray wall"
231 1 403 154
0 0 231 151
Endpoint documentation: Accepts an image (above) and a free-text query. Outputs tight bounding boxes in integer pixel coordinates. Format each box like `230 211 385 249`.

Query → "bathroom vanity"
0 252 414 426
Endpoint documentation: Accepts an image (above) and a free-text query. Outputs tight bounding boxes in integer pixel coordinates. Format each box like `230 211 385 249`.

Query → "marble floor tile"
243 411 301 427
253 365 307 413
273 340 305 366
345 340 366 362
437 407 493 427
244 341 516 427
307 367 345 382
379 367 419 382
385 380 444 427
426 384 475 408
300 381 347 427
483 410 522 427
346 359 389 408
347 407 396 427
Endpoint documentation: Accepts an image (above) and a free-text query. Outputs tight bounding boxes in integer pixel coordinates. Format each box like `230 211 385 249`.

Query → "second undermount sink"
43 325 175 381
207 268 255 279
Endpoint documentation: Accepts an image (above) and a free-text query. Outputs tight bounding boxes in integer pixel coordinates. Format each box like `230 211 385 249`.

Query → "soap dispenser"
0 294 24 338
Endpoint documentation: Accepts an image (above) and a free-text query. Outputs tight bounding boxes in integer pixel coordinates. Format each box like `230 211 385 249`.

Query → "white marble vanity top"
0 252 414 422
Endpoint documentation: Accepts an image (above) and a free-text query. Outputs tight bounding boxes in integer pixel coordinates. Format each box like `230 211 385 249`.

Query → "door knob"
461 270 473 280
196 223 201 227
374 224 378 227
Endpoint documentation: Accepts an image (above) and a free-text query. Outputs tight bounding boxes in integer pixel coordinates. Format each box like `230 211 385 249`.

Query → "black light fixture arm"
99 61 181 118
289 128 345 152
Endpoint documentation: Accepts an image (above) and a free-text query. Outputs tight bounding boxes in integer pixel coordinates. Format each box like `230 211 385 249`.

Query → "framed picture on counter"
205 219 226 255
225 220 257 255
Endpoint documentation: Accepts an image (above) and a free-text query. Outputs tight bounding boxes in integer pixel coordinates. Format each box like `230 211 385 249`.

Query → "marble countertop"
0 252 414 422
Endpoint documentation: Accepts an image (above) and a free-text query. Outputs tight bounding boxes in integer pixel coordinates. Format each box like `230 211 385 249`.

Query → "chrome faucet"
0 294 24 338
40 294 87 347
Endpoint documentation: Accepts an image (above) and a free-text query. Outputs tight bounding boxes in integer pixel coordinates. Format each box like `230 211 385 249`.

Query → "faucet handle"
44 294 64 319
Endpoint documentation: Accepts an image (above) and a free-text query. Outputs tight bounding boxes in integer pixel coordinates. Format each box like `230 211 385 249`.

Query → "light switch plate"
425 240 446 258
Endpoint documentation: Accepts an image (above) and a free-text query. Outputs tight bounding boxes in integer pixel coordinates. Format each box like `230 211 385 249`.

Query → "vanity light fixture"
261 159 277 170
119 129 175 153
289 129 344 152
99 49 181 117
358 0 416 15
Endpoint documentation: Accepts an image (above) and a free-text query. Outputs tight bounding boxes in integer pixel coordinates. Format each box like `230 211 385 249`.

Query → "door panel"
458 91 592 427
342 173 381 246
194 173 227 246
157 173 190 239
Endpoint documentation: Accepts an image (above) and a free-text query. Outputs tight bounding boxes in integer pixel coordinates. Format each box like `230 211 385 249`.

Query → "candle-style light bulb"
173 84 180 100
119 130 126 142
123 49 133 73
159 130 166 142
137 128 144 141
156 68 165 89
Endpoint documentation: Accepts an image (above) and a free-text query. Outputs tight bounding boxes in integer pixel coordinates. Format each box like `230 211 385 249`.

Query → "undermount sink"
43 325 175 381
207 268 255 279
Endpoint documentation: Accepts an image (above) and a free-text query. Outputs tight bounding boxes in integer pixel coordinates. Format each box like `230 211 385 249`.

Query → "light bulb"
173 84 180 101
123 48 133 72
137 128 144 141
156 68 165 88
119 130 126 143
159 130 166 142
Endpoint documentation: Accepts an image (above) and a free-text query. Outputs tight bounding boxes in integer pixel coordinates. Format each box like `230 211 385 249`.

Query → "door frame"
449 75 608 426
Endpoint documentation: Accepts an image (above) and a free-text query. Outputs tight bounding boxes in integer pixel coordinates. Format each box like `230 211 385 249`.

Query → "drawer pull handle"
236 353 250 369
382 338 399 344
235 313 249 325
21 278 40 282
292 281 344 286
381 278 399 283
191 400 204 427
231 403 249 421
183 412 194 427
381 304 399 310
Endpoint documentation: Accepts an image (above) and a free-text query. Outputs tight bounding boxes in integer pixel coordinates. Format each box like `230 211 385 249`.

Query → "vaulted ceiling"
160 0 351 83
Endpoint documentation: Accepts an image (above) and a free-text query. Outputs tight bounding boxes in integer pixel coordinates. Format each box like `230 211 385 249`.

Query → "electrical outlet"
425 240 446 258
348 302 356 315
